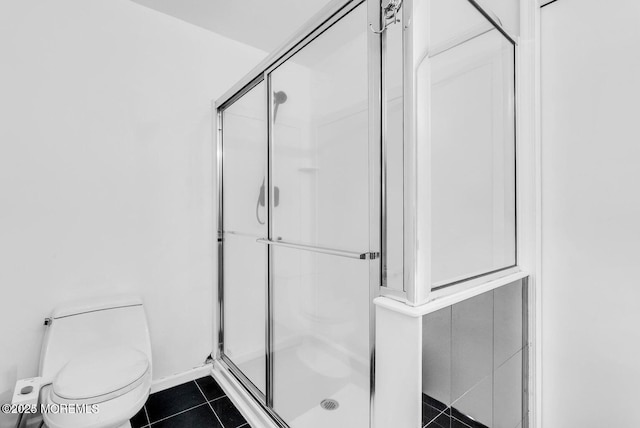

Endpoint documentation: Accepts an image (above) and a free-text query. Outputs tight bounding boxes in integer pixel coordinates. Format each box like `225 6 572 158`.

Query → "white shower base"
235 336 369 428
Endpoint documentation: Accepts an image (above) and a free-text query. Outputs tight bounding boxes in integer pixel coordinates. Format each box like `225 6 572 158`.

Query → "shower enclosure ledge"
375 268 528 316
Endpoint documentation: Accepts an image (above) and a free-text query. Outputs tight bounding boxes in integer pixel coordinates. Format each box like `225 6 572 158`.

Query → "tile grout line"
422 395 489 428
425 407 447 426
147 401 210 426
144 405 151 427
194 379 227 428
452 415 473 428
421 395 448 425
209 394 227 403
423 406 448 428
450 372 493 411
495 345 525 371
454 413 489 428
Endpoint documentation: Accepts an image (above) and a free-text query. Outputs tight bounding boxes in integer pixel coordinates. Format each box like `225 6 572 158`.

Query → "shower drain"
320 399 339 411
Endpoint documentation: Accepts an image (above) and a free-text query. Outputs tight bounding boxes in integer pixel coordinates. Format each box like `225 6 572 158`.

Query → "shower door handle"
256 238 379 260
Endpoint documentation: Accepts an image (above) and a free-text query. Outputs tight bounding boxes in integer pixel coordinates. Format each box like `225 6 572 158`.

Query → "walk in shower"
214 0 528 427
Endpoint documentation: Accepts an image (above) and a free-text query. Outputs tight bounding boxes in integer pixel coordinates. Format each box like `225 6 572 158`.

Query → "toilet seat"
51 346 150 405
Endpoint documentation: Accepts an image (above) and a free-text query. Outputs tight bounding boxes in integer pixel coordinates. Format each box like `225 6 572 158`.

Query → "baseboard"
150 364 213 394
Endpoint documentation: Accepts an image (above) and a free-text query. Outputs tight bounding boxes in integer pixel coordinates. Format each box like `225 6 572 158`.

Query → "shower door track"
219 354 289 428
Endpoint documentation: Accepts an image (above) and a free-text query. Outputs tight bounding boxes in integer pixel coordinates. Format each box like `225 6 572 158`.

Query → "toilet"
38 296 152 428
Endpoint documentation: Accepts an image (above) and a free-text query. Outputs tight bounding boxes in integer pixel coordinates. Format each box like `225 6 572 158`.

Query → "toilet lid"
53 346 149 402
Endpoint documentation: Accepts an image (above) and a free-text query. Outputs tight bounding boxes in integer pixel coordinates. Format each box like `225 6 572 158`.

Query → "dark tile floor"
422 394 489 428
131 376 249 428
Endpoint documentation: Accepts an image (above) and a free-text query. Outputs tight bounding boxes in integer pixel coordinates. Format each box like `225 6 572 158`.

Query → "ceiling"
131 0 334 54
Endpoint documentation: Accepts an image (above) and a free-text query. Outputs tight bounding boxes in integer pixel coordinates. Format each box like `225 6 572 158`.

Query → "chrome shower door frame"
214 0 383 427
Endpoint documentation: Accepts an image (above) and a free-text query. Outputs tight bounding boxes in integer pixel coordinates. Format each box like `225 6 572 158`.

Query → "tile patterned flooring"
131 376 249 428
422 394 490 428
131 378 498 428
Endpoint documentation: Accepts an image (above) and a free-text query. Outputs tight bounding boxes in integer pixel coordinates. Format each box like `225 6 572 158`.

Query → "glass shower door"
268 4 372 428
219 3 376 426
271 5 371 428
221 81 267 398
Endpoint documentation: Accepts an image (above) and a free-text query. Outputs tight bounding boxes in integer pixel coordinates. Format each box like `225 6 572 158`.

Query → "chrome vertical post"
266 72 275 409
215 107 224 357
368 0 383 426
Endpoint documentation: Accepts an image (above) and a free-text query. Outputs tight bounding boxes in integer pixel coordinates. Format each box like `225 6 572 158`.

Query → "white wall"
0 0 264 424
541 1 640 426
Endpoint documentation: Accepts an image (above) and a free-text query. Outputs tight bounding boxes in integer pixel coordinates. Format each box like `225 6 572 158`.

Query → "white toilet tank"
39 295 152 381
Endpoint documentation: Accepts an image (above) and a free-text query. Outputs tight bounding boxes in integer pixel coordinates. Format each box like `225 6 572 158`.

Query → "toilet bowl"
39 296 152 428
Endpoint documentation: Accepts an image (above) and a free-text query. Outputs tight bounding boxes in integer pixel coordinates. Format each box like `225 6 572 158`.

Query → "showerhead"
273 90 288 122
274 91 288 105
